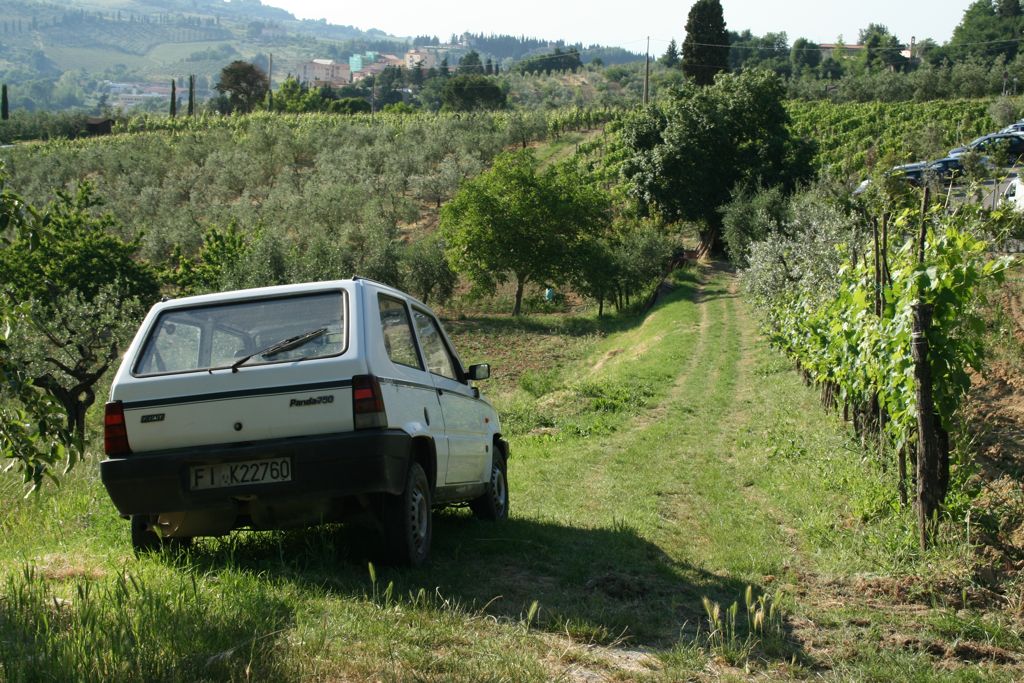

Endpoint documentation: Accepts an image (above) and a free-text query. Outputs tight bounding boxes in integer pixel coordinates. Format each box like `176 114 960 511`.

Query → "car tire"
470 447 509 521
382 462 432 567
130 514 162 554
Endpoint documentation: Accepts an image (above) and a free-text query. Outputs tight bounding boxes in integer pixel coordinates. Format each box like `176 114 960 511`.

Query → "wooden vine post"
912 187 941 549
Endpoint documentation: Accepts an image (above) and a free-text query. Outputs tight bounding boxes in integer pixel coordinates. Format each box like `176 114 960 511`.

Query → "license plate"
190 457 292 491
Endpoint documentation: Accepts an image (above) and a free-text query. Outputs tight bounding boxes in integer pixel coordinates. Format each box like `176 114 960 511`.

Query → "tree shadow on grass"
445 269 704 342
175 510 803 657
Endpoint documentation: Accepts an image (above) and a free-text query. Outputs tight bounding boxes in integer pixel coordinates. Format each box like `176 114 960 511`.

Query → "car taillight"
104 401 132 457
352 375 387 429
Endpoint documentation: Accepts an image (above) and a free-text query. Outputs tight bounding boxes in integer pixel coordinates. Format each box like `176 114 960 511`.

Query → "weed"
700 586 788 666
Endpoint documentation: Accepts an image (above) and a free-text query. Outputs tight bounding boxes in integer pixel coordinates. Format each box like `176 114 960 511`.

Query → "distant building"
349 52 404 81
405 48 437 70
298 59 351 87
819 43 865 59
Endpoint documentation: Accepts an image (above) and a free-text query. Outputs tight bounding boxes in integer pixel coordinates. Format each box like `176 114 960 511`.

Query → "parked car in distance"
999 122 1024 135
924 156 966 181
887 160 930 184
948 132 1024 162
100 278 509 566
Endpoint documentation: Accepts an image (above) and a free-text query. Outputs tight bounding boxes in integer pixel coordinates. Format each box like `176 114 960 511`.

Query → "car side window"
378 295 422 370
412 308 458 380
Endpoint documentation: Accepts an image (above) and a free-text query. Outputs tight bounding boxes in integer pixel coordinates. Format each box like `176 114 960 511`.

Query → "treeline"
0 110 120 143
660 1 1024 103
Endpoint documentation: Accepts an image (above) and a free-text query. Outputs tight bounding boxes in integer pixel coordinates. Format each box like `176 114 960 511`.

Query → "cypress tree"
169 80 176 117
660 39 680 67
1 84 8 121
681 0 729 85
187 74 195 116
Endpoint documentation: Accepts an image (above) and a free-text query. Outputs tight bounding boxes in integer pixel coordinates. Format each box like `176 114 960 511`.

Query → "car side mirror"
467 363 490 381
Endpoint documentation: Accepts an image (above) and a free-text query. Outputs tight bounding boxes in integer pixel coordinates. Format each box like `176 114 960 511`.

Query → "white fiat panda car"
100 278 508 566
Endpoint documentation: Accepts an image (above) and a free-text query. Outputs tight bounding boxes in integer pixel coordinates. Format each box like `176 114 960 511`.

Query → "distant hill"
0 0 642 112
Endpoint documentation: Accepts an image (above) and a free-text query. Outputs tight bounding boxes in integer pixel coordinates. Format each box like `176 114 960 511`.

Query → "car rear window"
133 291 347 376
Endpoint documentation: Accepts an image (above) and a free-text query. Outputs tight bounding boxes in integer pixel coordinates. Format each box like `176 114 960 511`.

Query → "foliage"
729 30 790 76
513 48 583 76
745 186 1012 507
949 0 1024 63
1 110 558 282
0 110 113 144
163 222 247 296
400 233 457 306
441 150 610 315
682 0 729 86
785 98 995 178
721 184 789 266
0 178 157 442
214 60 268 114
440 75 506 112
660 40 680 68
0 303 77 494
619 69 813 252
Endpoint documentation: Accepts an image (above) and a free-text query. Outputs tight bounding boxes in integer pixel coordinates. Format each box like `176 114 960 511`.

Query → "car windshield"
134 291 347 376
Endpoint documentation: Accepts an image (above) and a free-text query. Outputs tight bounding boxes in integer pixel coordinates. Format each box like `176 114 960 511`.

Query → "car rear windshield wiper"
231 327 327 373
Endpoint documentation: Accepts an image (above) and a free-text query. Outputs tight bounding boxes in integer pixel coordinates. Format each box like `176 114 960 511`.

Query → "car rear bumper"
100 430 412 517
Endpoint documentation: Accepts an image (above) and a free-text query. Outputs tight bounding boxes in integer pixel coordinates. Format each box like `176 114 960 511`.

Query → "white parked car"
1003 177 1024 212
100 278 508 566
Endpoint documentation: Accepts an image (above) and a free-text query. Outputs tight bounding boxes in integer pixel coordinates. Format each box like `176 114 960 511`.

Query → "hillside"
0 0 642 113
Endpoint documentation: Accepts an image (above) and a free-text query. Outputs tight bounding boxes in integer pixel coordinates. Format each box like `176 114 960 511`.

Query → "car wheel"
382 462 432 567
471 447 509 521
130 514 162 554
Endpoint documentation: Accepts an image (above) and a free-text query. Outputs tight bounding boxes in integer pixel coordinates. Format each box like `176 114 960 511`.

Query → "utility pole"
643 36 650 106
267 53 273 110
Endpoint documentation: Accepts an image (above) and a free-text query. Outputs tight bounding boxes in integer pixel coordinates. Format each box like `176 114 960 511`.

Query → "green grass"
1 265 1021 680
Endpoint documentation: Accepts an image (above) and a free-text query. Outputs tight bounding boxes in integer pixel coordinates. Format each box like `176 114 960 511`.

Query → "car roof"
148 278 432 317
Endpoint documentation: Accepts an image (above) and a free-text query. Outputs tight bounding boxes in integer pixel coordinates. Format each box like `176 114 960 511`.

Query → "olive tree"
0 179 159 446
441 151 609 315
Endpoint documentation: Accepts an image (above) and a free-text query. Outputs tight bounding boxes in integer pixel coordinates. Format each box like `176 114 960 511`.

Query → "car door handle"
424 407 430 425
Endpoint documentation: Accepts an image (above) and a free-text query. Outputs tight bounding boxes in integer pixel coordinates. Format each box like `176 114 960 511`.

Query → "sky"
265 0 972 55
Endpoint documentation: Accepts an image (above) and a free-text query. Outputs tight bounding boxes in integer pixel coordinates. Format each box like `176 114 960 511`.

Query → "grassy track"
1 266 1021 681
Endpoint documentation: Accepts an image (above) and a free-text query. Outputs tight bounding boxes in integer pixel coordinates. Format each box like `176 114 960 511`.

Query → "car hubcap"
492 466 507 515
410 488 428 550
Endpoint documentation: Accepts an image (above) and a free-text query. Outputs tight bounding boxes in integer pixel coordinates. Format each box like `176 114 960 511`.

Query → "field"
1 265 1020 681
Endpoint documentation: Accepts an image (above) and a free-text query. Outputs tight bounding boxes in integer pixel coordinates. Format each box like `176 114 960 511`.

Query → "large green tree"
681 0 729 85
457 50 484 74
858 24 908 72
950 0 1023 62
215 60 270 113
441 151 609 315
619 69 814 255
790 38 821 72
440 75 506 111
